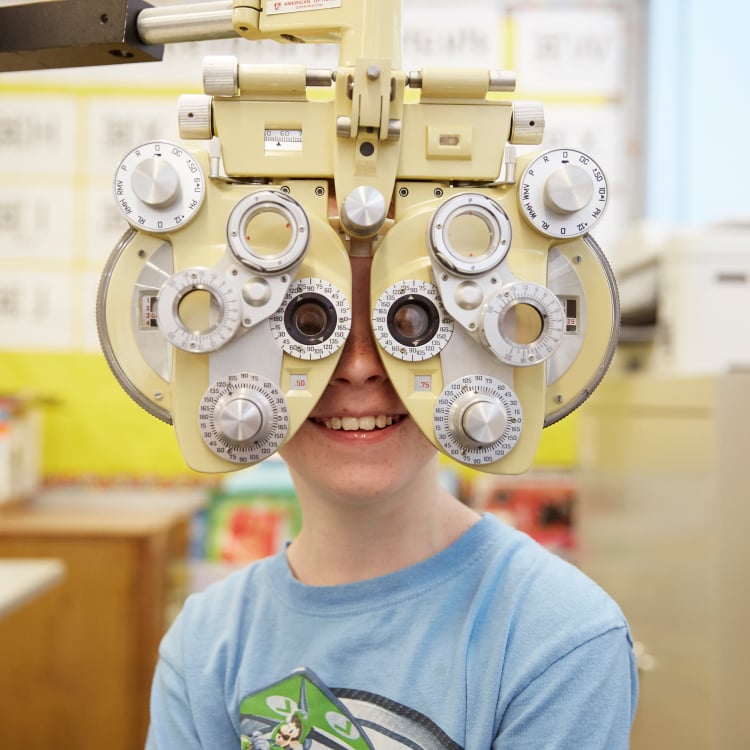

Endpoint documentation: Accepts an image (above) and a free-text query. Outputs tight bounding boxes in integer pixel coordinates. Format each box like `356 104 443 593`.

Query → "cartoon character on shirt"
239 667 462 749
270 710 311 748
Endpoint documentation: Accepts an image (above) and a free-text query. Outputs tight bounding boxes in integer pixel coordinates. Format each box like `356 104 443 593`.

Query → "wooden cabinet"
0 488 204 750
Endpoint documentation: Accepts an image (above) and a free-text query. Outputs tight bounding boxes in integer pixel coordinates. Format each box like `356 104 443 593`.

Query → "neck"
285 457 480 585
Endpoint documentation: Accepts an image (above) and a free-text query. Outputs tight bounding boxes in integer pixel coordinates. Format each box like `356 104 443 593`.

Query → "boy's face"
279 255 438 503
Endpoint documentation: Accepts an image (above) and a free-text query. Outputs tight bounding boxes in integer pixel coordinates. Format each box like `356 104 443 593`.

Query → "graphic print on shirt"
239 668 463 749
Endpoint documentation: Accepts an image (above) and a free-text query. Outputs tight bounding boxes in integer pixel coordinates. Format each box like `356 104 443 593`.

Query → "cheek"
278 422 320 464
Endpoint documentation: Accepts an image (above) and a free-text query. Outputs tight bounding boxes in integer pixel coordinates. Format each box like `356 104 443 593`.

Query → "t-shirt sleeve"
146 612 203 750
493 625 638 749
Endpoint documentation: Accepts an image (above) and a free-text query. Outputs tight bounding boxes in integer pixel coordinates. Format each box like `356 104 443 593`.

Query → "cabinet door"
0 532 169 750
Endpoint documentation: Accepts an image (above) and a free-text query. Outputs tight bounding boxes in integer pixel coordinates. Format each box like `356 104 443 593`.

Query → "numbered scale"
433 374 523 466
198 373 289 463
372 280 454 362
519 148 608 238
482 281 566 366
114 141 205 232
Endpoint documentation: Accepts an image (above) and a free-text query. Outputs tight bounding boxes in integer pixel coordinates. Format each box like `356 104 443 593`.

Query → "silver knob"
510 101 545 145
215 393 264 445
203 55 238 97
178 94 213 140
340 186 387 237
544 165 594 214
461 397 508 445
453 394 508 446
130 157 179 208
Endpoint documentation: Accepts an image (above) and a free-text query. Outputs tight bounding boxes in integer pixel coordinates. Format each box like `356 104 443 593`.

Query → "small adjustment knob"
544 165 594 214
510 101 545 145
456 395 508 446
340 186 387 237
215 394 264 445
178 94 213 140
203 55 238 97
131 157 180 208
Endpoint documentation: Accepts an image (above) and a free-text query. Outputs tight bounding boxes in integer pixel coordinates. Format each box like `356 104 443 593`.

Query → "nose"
330 256 388 388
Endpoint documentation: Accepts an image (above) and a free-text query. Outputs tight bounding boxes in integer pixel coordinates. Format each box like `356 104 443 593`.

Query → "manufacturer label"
266 0 342 15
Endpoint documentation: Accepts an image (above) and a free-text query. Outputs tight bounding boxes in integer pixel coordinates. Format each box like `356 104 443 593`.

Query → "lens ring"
428 193 512 276
386 294 440 347
372 280 453 362
156 266 241 353
270 278 351 361
482 282 565 366
227 190 309 273
284 292 337 346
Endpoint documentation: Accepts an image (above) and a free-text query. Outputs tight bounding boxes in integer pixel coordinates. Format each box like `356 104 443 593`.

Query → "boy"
146 255 638 749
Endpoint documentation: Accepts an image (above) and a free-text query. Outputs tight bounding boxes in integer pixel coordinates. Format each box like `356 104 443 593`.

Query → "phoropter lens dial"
518 149 608 238
156 266 241 353
373 281 453 362
481 282 565 366
198 372 289 464
114 141 205 233
270 278 351 361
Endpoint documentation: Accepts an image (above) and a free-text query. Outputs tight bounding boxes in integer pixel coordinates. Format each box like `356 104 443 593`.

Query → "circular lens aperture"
284 293 337 345
429 193 512 275
387 295 440 347
242 209 293 259
372 280 453 362
227 190 309 273
445 212 494 260
270 278 351 361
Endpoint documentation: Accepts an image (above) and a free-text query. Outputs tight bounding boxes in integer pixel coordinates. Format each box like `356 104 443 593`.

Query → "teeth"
319 415 399 431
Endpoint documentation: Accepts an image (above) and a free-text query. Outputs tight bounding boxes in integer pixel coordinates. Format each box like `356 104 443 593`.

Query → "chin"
279 415 438 500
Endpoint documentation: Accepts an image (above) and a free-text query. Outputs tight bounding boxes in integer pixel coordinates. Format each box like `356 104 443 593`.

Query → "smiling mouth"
313 415 405 431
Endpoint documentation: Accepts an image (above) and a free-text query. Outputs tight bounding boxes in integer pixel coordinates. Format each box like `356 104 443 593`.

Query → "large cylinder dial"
198 373 289 463
519 149 608 238
156 266 241 353
434 374 522 466
482 282 565 366
114 141 205 232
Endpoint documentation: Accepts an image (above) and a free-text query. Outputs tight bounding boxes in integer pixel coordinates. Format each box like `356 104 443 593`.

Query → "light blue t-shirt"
147 514 638 749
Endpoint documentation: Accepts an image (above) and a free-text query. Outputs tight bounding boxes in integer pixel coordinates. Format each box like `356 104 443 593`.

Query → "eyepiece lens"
294 301 328 337
284 292 337 345
388 295 440 347
393 304 430 340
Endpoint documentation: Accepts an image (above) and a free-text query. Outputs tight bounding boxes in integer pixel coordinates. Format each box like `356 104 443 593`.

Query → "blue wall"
646 0 750 226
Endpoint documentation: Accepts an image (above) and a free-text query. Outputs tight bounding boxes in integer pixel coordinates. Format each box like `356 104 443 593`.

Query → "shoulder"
163 554 279 660
476 515 632 667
